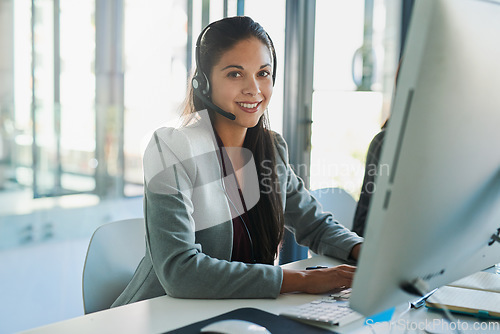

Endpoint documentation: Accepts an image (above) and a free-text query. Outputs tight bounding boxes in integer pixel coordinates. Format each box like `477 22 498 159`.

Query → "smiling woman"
111 16 363 307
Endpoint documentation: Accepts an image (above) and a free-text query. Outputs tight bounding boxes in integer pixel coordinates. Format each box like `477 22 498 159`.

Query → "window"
310 0 398 199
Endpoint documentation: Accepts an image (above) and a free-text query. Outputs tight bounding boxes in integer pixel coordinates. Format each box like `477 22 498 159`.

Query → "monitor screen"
350 0 500 316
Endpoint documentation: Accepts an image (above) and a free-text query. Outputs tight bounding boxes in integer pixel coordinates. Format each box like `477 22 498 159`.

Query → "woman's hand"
280 264 357 294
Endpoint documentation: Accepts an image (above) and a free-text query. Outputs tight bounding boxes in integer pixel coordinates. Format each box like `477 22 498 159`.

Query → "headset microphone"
192 78 237 121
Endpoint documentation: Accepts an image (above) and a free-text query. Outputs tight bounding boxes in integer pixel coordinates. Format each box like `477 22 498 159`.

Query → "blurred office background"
0 0 408 332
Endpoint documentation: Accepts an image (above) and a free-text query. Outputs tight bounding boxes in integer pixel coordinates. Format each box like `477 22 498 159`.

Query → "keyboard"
280 289 364 327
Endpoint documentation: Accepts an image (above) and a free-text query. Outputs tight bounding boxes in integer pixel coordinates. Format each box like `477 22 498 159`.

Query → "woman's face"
209 37 274 130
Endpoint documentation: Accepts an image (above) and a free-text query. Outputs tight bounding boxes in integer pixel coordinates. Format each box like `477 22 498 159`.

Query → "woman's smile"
236 101 262 113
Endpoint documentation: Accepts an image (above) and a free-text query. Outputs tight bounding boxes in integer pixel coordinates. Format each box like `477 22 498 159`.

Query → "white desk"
21 256 500 334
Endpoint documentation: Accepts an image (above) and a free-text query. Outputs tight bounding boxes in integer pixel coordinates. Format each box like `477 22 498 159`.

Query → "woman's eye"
259 70 271 77
227 72 241 78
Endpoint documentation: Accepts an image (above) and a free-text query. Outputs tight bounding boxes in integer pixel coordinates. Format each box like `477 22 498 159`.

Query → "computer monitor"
350 0 500 316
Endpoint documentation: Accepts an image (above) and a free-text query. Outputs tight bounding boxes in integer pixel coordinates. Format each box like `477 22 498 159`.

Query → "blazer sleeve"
273 133 364 260
143 127 283 299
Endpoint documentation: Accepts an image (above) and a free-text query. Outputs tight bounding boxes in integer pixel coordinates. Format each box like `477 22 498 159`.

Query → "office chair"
82 218 145 314
281 187 358 264
310 187 357 230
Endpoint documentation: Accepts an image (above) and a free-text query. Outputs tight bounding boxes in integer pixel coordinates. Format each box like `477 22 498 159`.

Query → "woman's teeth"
238 102 258 108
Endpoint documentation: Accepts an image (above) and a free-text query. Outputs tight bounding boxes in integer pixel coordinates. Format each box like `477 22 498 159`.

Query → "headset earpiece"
192 72 210 96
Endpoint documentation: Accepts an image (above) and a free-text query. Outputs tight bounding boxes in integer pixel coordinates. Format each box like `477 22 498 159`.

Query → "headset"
192 19 277 121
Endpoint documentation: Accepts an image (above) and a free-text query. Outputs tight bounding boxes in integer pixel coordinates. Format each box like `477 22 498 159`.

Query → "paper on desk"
447 271 500 293
426 272 500 318
426 286 500 317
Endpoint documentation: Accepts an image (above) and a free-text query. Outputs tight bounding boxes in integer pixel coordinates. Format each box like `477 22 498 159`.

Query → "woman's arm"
281 264 356 294
280 243 361 294
349 243 362 260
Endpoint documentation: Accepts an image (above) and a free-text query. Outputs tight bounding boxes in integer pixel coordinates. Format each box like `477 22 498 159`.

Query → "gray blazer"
112 111 363 307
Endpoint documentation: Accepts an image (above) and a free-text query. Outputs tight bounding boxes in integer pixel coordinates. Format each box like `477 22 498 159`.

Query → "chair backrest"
310 187 357 230
82 218 146 314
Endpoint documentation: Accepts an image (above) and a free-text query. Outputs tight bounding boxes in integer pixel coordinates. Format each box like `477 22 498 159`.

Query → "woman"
352 120 387 237
112 16 362 306
352 57 401 236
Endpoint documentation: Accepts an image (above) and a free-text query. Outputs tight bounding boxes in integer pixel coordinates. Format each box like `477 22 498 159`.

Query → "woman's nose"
242 78 261 96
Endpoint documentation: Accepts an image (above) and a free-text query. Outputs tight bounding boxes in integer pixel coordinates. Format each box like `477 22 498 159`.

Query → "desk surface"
22 256 500 334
